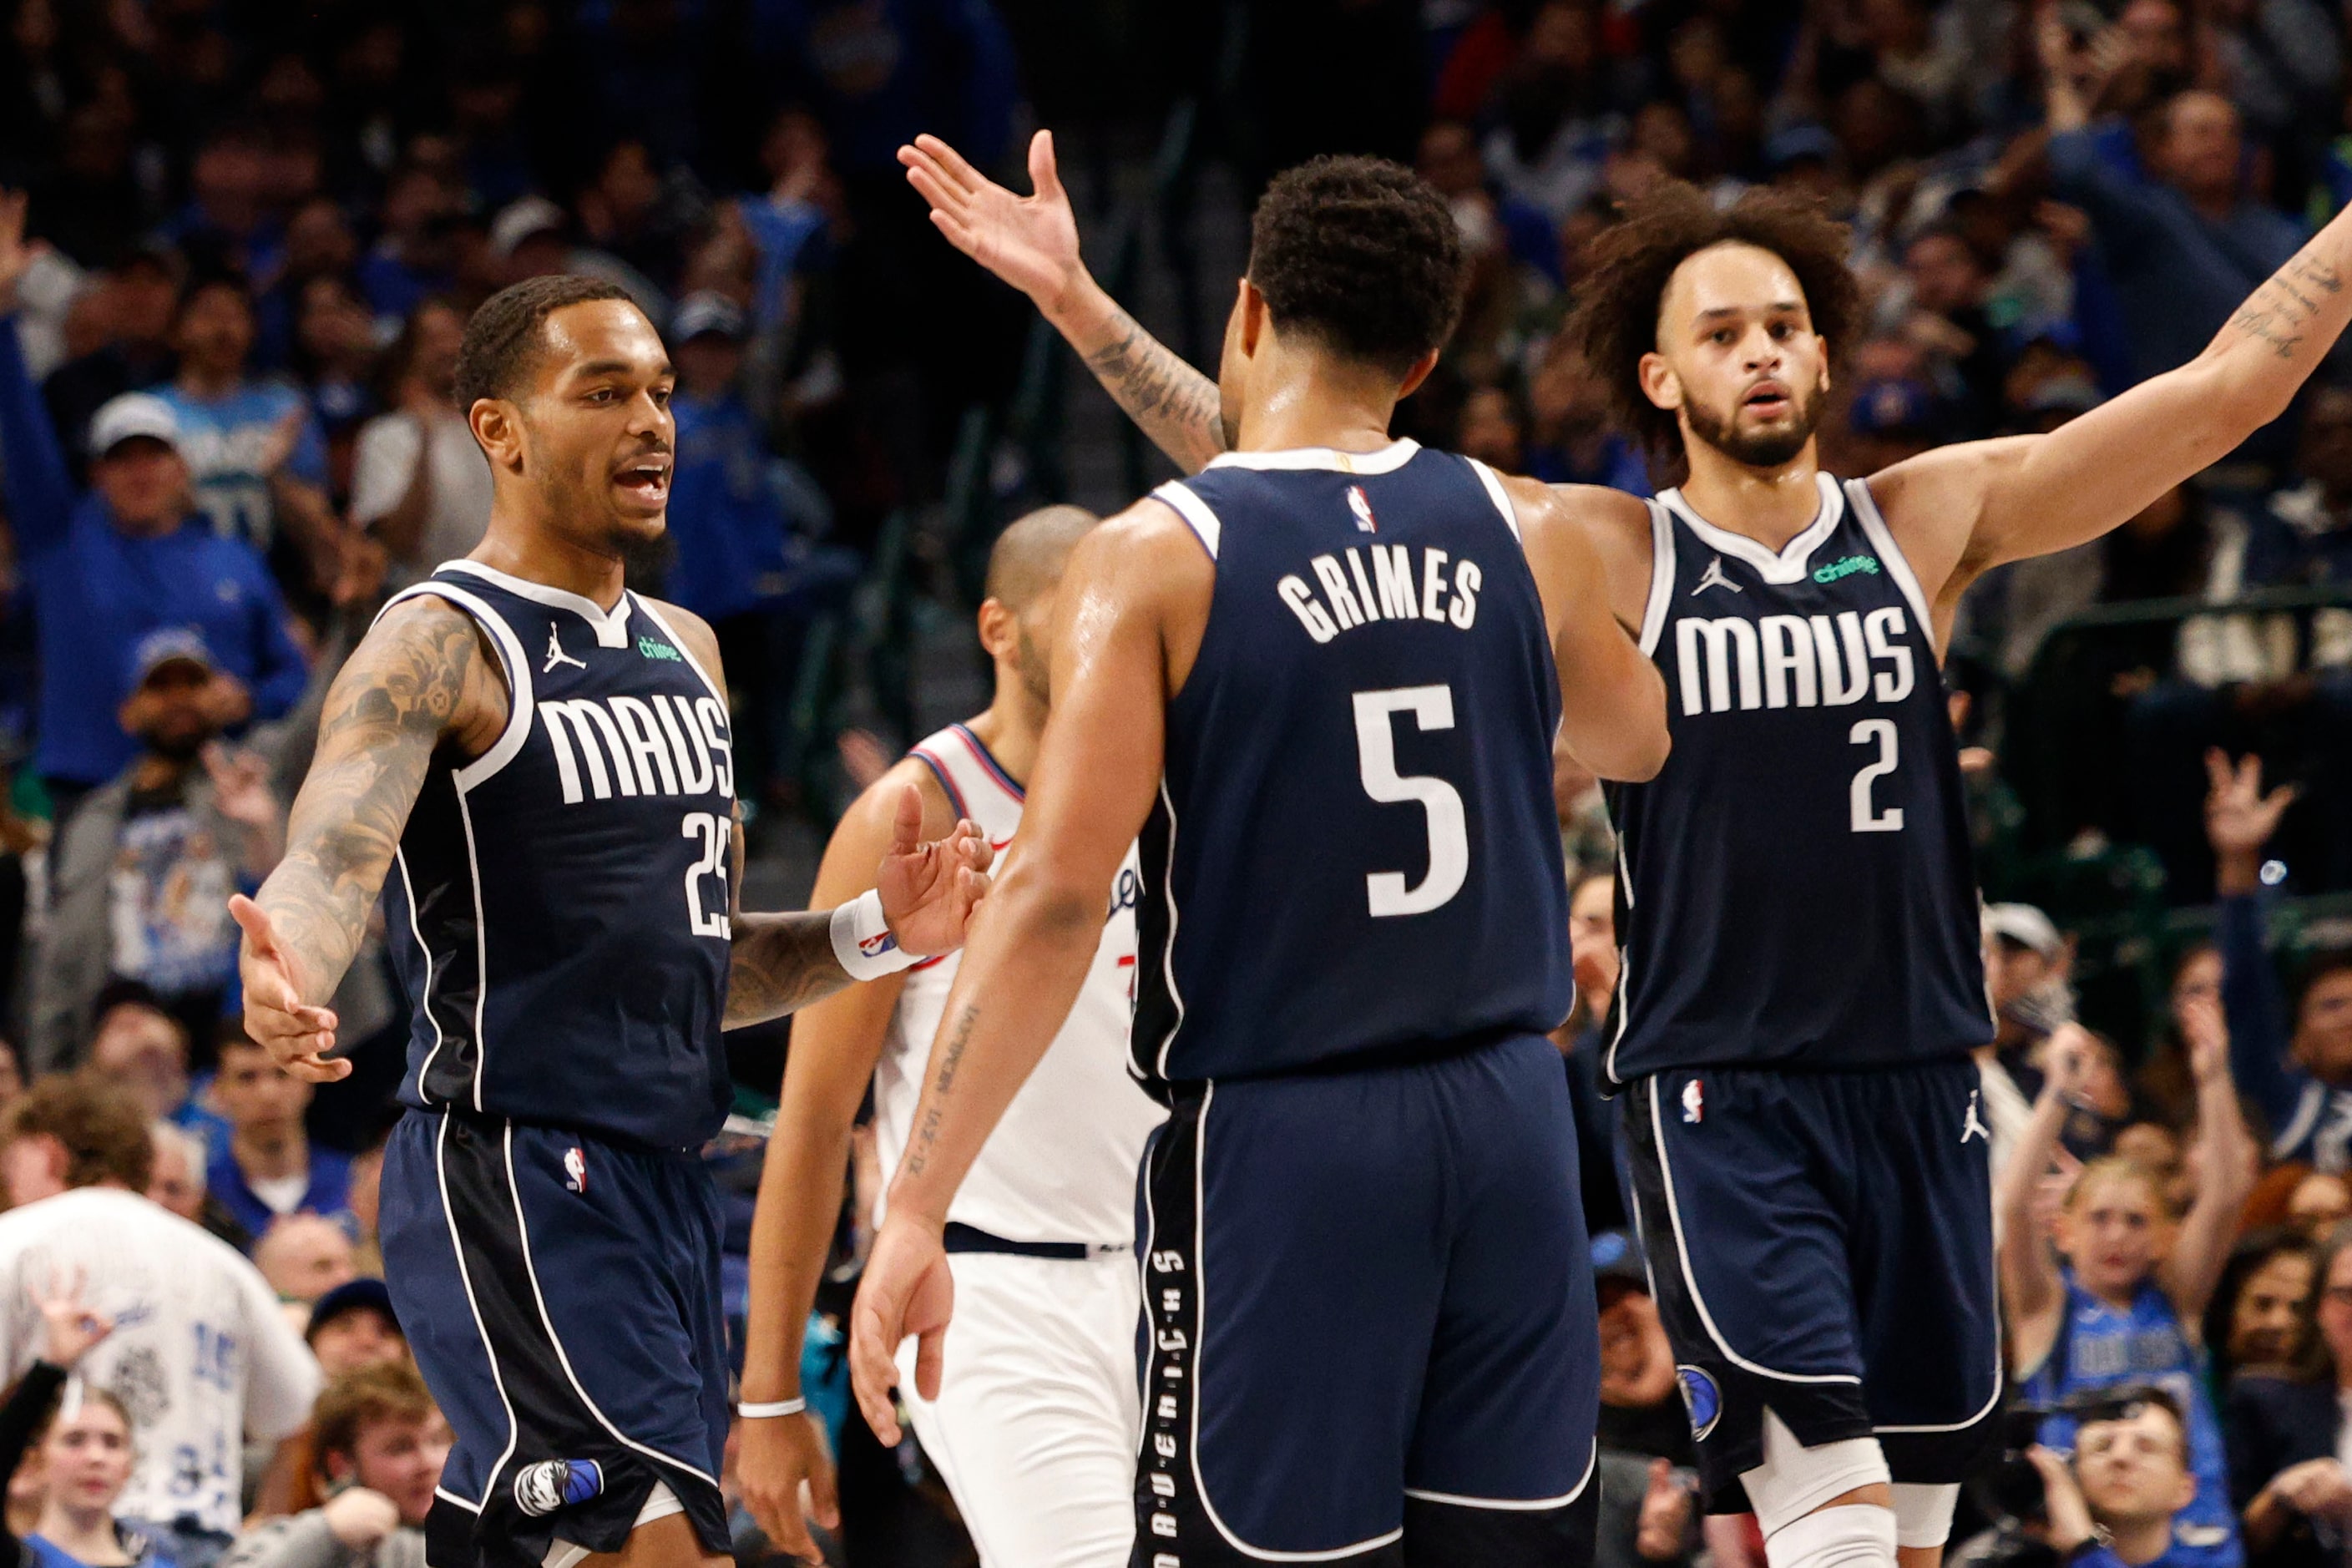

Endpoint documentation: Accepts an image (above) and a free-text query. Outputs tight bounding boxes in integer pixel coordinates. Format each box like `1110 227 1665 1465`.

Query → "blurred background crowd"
0 0 2350 1565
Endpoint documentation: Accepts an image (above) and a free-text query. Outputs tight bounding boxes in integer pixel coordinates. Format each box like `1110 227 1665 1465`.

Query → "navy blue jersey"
378 561 736 1151
1601 474 1991 1087
1133 439 1572 1086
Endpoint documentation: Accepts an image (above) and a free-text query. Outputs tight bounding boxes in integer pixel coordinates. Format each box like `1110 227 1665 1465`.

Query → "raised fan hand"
897 130 1084 313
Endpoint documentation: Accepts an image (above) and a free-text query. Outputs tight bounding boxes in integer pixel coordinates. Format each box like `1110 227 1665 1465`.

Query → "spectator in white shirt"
0 1075 319 1568
346 300 488 587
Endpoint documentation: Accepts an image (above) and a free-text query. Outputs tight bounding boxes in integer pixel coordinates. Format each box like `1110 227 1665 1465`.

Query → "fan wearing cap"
0 193 308 824
28 630 285 1075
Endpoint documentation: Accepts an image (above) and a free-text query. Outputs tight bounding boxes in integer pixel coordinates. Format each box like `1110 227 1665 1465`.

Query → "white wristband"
831 889 922 982
736 1397 806 1419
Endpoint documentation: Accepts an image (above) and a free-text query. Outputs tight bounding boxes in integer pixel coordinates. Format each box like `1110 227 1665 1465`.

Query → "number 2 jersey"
1135 439 1573 1087
1601 473 1991 1089
378 561 736 1152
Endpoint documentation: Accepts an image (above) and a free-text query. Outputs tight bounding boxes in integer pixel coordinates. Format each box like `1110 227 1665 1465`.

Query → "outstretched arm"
898 130 1227 474
230 596 508 1080
1878 200 2352 618
845 501 1199 1444
1997 1027 2092 1373
2157 993 2259 1323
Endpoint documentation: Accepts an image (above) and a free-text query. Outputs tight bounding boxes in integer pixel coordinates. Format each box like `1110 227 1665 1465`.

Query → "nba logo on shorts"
1677 1366 1722 1440
1347 485 1377 533
1681 1079 1704 1125
563 1146 587 1193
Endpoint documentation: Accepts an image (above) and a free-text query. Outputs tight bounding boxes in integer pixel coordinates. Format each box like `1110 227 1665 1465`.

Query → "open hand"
30 1267 112 1368
847 1215 955 1448
227 894 346 1080
737 1409 840 1566
873 785 990 957
202 743 280 832
898 131 1084 314
2205 748 2296 861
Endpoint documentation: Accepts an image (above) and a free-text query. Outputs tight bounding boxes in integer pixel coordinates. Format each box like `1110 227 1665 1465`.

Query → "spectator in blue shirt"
152 272 345 589
2208 750 2352 1168
2030 1390 2208 1568
0 194 309 818
205 1034 352 1247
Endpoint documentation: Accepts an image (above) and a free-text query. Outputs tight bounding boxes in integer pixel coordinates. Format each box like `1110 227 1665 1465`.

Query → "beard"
616 527 675 592
139 726 212 764
1014 624 1051 708
1683 380 1823 469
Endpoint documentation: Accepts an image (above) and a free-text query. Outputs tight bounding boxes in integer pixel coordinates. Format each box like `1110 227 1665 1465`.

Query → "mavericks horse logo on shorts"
1677 1366 1722 1440
513 1458 604 1517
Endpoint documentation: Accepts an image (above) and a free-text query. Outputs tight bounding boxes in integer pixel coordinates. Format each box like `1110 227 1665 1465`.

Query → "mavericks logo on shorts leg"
513 1458 604 1516
1677 1366 1722 1440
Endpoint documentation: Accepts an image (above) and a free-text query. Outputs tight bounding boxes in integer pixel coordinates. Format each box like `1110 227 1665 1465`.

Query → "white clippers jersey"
874 724 1165 1246
0 1188 321 1535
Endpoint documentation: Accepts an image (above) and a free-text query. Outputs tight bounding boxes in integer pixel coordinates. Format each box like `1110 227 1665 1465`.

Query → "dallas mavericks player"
230 275 990 1568
739 506 1165 1568
898 136 2352 1568
851 156 1670 1567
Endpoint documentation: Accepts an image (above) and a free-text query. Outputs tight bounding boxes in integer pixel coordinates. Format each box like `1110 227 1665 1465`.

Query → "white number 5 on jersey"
1352 685 1470 917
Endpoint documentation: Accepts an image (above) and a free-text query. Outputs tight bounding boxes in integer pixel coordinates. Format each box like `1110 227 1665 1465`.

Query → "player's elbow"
996 857 1110 949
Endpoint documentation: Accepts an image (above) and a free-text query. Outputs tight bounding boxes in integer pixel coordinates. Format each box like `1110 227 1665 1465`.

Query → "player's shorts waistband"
412 1105 711 1162
942 1221 1130 1261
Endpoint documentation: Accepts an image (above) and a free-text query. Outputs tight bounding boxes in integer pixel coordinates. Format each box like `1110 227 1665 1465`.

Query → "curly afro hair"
1562 181 1861 466
1247 155 1466 377
453 273 640 409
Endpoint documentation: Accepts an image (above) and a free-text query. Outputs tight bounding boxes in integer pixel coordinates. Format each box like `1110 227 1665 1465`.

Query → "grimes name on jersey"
541 693 735 803
1677 606 1915 716
1277 545 1484 643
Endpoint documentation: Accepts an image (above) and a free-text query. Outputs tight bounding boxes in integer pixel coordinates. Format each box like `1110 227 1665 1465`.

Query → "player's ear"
1816 340 1833 397
1237 278 1267 360
1637 352 1681 413
974 597 1015 662
1394 348 1441 402
468 397 525 474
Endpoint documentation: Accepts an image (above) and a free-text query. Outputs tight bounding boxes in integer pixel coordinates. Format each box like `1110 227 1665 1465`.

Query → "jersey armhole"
1150 482 1222 561
1843 478 1935 633
372 583 537 791
1463 458 1524 544
1636 499 1677 656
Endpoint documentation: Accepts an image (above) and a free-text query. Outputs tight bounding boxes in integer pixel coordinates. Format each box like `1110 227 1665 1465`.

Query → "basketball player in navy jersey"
903 134 2352 1568
226 274 992 1568
850 157 1670 1567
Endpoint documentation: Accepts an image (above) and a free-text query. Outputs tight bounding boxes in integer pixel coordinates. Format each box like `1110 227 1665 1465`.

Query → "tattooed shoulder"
326 595 509 760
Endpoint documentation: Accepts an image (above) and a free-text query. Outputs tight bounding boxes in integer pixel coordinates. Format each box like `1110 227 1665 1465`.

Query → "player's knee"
1888 1483 1960 1550
1761 1505 1897 1568
1739 1413 1891 1539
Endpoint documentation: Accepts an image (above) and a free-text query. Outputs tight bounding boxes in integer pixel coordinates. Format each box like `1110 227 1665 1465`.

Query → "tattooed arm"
1873 205 2352 641
898 130 1227 473
229 596 508 1080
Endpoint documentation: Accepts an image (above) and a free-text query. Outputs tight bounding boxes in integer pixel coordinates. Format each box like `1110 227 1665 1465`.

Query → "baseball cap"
88 392 183 460
670 291 746 344
1846 377 1941 438
1985 902 2063 959
489 195 569 260
124 627 215 689
2023 371 2105 421
306 1277 401 1343
1591 1229 1649 1294
1764 124 1841 171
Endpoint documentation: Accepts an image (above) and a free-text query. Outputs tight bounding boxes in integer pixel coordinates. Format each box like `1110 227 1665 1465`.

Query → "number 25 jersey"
378 561 737 1152
1601 473 1991 1089
1134 440 1572 1088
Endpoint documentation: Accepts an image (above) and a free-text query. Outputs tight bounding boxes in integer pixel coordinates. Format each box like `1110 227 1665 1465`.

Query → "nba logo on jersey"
1682 1079 1704 1124
563 1146 587 1192
1347 484 1377 533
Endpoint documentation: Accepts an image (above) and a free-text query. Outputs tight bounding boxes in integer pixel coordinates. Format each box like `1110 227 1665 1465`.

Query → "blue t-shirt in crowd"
28 1528 176 1568
664 390 802 623
151 381 327 550
204 1141 353 1246
0 317 310 786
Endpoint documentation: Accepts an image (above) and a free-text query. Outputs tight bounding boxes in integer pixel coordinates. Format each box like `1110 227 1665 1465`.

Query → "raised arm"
2156 993 2260 1323
1508 475 1671 781
230 595 508 1080
0 192 80 563
2206 750 2308 1145
1999 1026 2093 1373
844 501 1199 1444
898 130 1227 474
1875 197 2352 616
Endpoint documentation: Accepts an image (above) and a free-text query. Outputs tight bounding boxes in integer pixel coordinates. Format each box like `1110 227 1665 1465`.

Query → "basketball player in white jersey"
738 505 1163 1568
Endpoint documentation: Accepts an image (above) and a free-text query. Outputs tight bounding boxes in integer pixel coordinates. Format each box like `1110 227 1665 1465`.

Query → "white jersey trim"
1152 483 1222 561
1190 1080 1408 1561
372 583 537 790
1205 438 1419 475
1403 1441 1596 1510
1152 777 1189 1083
394 850 448 1106
1637 499 1677 657
1464 458 1523 544
1658 472 1844 584
443 559 635 648
632 598 726 706
1646 1078 1863 1386
1842 477 1935 635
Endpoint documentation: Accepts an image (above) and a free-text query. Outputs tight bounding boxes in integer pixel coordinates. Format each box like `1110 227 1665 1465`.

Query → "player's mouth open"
613 456 671 504
1743 382 1790 417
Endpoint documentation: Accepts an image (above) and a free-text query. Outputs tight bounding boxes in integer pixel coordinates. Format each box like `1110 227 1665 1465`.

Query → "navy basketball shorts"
379 1111 732 1568
1621 1059 2002 1515
1136 1033 1600 1568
